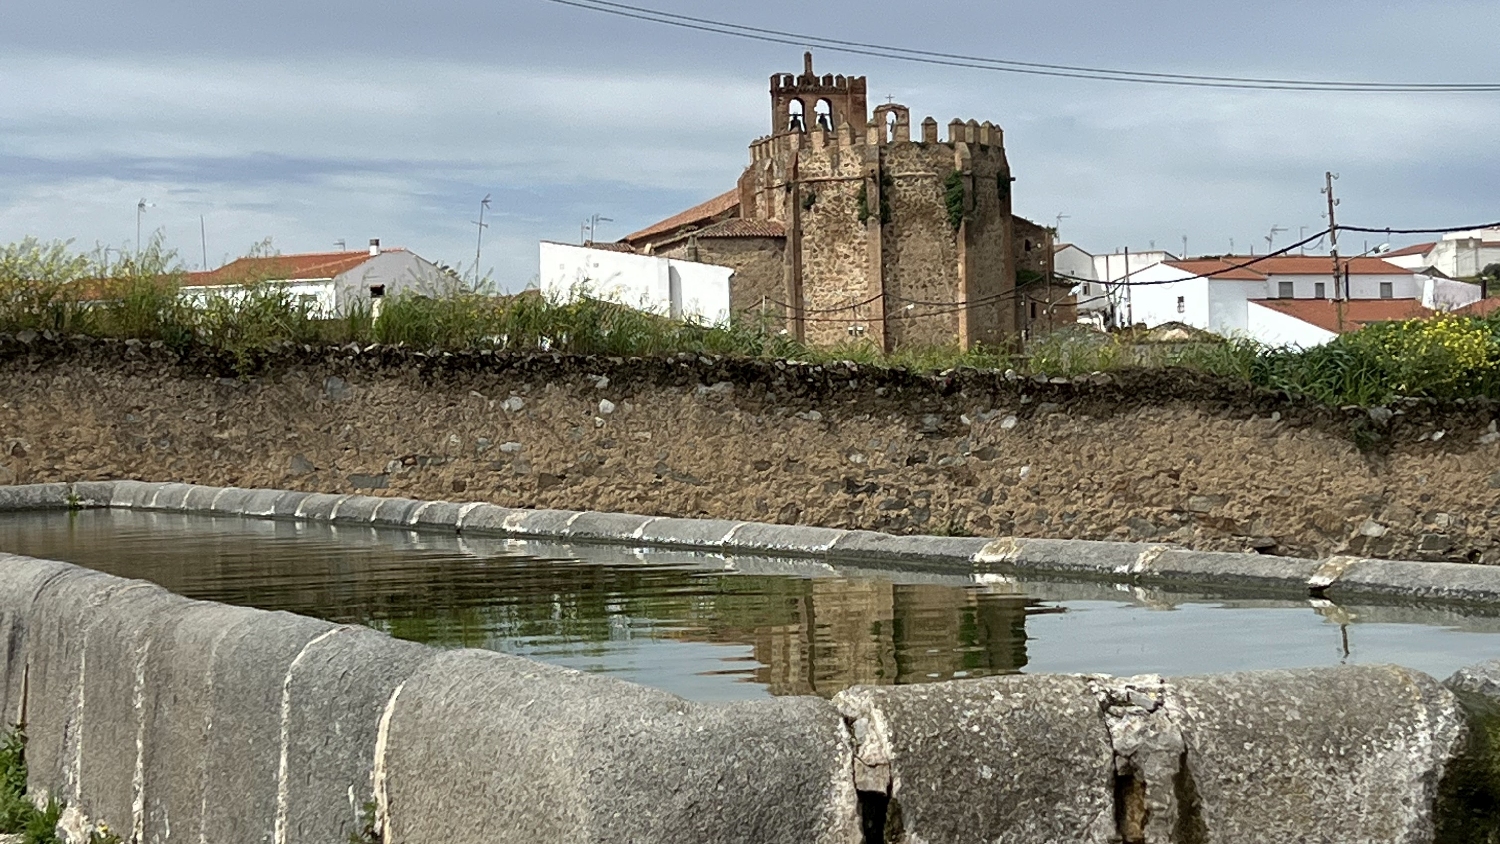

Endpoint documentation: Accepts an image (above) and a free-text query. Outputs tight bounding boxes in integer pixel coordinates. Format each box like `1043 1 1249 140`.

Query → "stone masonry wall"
881 142 963 348
3 338 1500 564
793 138 872 347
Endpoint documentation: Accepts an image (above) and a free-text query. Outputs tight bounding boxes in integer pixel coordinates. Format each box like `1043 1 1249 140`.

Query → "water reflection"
5 510 1500 701
0 511 1052 697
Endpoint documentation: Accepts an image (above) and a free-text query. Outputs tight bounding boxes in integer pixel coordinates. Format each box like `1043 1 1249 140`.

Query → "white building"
1375 229 1500 279
177 239 451 316
1121 255 1479 347
539 241 731 325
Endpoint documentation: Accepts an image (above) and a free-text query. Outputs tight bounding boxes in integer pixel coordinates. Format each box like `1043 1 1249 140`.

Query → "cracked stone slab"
382 649 859 844
633 518 743 550
0 483 70 511
0 554 76 726
1163 666 1465 843
835 675 1117 844
731 523 849 556
560 511 658 543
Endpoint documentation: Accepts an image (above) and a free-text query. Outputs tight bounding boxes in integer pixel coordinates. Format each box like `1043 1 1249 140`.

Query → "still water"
2 509 1498 701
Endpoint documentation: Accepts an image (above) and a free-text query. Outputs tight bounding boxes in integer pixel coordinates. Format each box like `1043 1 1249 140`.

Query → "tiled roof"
1382 242 1436 258
622 190 740 245
183 250 398 287
583 241 638 253
696 219 786 238
1249 298 1432 334
1221 255 1410 276
1163 259 1266 281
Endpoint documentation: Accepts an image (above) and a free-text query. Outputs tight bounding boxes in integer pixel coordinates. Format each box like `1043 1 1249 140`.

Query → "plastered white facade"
539 242 731 325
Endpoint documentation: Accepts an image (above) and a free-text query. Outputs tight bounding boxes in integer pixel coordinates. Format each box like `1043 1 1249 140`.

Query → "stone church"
616 54 1065 350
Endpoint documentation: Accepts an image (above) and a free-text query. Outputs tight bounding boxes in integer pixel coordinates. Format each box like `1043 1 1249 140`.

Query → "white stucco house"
176 239 452 317
1122 255 1479 347
1377 229 1500 278
539 241 731 325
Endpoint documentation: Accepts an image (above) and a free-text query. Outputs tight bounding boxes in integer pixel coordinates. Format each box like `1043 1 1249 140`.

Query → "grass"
0 723 121 844
4 236 1500 408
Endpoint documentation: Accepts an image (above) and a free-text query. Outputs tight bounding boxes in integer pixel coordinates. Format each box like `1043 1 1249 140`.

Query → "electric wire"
539 0 1500 93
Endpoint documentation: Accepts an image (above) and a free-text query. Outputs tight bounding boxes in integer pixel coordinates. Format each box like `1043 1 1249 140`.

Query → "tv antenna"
473 194 491 284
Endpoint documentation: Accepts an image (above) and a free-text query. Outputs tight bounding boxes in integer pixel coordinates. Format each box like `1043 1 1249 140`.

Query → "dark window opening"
1176 296 1185 313
1315 282 1326 299
1277 281 1294 299
1029 301 1037 320
1024 239 1033 252
1379 281 1394 299
369 284 386 299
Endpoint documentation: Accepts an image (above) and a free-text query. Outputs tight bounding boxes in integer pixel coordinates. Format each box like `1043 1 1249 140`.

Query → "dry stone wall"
2 337 1500 564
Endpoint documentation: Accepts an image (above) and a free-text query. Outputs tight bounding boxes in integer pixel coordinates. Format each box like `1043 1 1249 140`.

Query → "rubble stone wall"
2 337 1499 564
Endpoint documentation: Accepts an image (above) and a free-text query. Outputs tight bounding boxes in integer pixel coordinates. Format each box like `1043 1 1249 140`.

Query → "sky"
3 0 1499 291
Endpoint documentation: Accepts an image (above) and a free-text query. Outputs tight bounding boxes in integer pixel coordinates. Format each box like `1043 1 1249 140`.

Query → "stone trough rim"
4 479 1499 607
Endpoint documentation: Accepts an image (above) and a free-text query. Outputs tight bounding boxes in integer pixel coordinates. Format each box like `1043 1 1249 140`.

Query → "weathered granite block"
634 517 742 549
0 483 69 511
381 649 860 843
834 675 1117 844
827 531 989 567
731 523 848 556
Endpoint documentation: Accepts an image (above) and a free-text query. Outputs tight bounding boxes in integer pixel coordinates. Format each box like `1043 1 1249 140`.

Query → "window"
1176 296 1185 314
1379 281 1393 299
1081 284 1090 295
1029 302 1037 320
1277 281 1295 298
786 99 806 132
1314 282 1326 299
369 284 386 299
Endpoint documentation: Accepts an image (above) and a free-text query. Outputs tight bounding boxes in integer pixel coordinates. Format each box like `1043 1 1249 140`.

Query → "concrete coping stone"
369 497 424 527
732 523 849 555
454 502 533 535
1139 548 1322 593
0 483 72 511
1324 558 1500 604
975 536 1157 577
181 483 225 512
144 482 195 511
3 482 1500 607
828 530 991 567
560 511 660 543
634 517 744 550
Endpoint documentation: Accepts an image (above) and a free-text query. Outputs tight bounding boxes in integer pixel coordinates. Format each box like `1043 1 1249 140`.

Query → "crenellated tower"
738 53 1017 349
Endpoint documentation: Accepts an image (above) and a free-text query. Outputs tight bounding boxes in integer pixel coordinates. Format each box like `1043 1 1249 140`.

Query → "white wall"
333 251 454 315
1422 276 1483 311
178 280 337 316
1428 235 1500 278
1205 280 1270 337
1246 302 1336 349
539 242 731 325
1121 264 1208 329
1382 251 1431 271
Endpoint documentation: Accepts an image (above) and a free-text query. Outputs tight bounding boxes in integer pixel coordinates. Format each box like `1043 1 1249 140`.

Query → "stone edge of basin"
7 479 1500 606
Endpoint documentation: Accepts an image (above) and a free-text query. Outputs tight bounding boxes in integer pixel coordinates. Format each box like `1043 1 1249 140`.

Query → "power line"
540 0 1500 93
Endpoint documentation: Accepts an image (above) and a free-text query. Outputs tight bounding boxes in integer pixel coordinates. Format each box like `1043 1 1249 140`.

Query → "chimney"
369 238 380 256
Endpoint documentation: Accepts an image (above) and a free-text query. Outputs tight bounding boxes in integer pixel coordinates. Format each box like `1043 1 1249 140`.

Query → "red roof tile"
1163 259 1266 281
1223 255 1410 276
582 241 638 253
622 190 740 245
1249 298 1432 334
184 250 398 287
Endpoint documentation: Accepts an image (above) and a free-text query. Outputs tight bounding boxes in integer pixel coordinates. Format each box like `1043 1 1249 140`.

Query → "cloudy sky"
4 0 1498 289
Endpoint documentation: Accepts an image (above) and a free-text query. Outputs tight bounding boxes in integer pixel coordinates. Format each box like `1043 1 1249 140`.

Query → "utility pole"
1323 171 1343 331
473 194 491 286
135 199 153 257
200 215 208 270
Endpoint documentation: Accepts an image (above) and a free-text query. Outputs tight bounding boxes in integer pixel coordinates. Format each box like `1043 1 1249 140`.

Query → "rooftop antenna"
473 194 491 284
135 198 154 257
586 213 613 244
335 239 346 251
1054 212 1069 234
1265 224 1287 252
1181 235 1188 258
200 215 208 270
